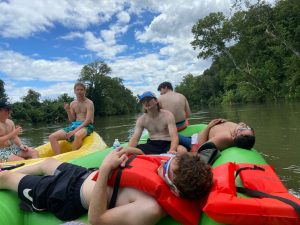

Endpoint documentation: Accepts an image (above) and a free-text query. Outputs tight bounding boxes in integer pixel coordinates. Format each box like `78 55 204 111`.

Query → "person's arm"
166 113 179 154
122 146 144 155
0 125 21 144
64 102 76 122
88 150 164 225
10 125 33 152
197 118 226 146
184 97 191 118
88 150 127 224
128 117 144 148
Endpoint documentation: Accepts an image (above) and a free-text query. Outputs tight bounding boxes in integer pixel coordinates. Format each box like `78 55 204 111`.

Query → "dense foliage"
79 61 139 116
11 90 74 123
177 0 300 106
1 61 139 124
0 79 7 101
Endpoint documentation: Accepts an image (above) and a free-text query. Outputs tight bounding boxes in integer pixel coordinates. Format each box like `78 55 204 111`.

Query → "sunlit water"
17 102 300 197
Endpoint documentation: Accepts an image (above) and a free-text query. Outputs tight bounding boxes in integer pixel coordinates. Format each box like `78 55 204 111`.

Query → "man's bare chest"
73 103 87 114
0 121 12 136
144 117 168 133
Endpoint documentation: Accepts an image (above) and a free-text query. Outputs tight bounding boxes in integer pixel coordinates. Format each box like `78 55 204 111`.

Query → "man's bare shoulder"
0 119 14 133
160 109 175 119
86 98 94 105
70 100 78 106
136 113 146 124
5 119 14 127
160 109 173 114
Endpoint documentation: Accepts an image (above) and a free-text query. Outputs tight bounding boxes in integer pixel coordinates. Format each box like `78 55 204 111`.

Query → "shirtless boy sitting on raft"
49 82 94 155
0 99 39 162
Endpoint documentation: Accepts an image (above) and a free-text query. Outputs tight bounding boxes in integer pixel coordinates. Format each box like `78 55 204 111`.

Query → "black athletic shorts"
136 139 171 154
18 163 93 221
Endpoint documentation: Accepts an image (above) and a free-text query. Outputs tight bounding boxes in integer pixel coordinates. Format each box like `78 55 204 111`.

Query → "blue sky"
0 0 272 102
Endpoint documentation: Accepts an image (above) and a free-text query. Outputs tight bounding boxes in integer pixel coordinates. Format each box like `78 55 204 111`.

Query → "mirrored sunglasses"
163 157 180 194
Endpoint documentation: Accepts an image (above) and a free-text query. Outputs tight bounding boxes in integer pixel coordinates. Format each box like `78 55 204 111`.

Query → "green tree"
15 89 43 123
21 89 41 106
79 61 138 116
189 0 300 104
57 93 74 103
79 61 111 115
0 79 7 100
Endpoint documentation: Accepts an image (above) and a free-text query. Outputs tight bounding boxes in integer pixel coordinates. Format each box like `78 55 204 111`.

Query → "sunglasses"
163 157 180 195
237 126 253 132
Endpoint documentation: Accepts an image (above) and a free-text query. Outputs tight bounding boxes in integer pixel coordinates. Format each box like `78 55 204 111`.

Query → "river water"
19 102 300 197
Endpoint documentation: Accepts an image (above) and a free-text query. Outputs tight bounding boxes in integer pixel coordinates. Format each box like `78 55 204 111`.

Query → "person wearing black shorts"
17 161 96 220
127 91 180 155
136 139 171 155
0 149 213 224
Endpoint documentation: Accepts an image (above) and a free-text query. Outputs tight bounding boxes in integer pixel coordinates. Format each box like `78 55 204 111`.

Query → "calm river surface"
19 102 300 197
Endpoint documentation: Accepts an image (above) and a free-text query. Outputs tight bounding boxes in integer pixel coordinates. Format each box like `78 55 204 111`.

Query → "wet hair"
173 154 213 200
157 81 173 91
74 82 86 90
234 134 255 150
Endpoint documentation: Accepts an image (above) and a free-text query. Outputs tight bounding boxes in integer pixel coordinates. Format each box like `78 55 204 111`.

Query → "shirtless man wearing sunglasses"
0 148 212 225
191 118 255 151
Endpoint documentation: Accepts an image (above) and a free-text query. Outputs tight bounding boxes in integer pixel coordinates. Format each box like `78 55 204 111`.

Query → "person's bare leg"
0 170 26 191
17 148 39 159
72 129 87 150
176 145 188 155
49 130 67 154
16 158 63 176
7 154 25 161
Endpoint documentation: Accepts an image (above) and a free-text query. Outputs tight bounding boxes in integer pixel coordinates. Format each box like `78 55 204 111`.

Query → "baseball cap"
0 99 11 110
138 91 157 102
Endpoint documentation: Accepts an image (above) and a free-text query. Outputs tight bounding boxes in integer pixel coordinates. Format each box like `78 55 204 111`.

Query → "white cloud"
0 0 125 38
109 50 212 97
83 32 127 59
0 50 82 81
1 0 235 102
116 11 131 24
37 82 75 100
59 32 84 40
4 80 75 103
135 0 231 43
82 10 131 59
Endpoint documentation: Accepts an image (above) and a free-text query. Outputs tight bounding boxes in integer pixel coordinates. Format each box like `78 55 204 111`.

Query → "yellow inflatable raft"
0 132 107 169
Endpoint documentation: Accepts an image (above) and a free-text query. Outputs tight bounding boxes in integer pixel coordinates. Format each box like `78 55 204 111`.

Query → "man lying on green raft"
0 147 213 225
179 118 255 153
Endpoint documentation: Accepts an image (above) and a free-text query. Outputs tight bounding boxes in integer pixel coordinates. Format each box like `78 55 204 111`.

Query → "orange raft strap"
204 162 300 225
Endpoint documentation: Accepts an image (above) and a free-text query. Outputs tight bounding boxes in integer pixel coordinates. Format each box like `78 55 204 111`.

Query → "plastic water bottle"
113 138 121 149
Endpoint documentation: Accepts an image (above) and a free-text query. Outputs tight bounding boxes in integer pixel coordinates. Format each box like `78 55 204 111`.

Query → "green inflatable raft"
0 124 287 225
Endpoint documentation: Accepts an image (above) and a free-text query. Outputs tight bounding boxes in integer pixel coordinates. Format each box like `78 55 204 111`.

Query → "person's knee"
0 170 11 183
31 149 39 158
177 145 188 155
41 158 58 168
73 131 86 142
39 157 62 175
49 133 57 142
49 130 66 142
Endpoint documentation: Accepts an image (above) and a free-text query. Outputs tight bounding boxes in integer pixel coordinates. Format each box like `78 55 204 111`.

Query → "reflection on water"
18 102 300 196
